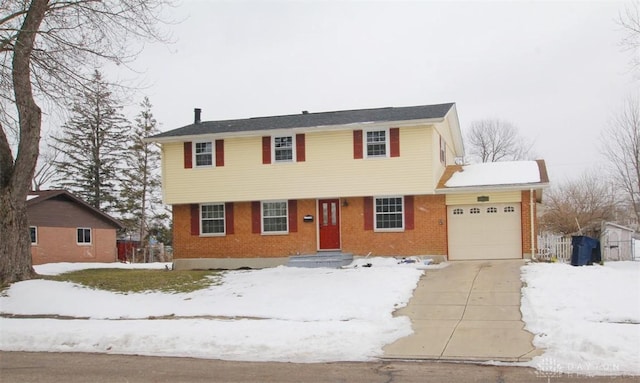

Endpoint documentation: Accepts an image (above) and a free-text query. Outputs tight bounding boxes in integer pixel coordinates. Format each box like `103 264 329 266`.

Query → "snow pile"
445 161 541 187
521 261 640 376
0 259 422 362
34 261 171 276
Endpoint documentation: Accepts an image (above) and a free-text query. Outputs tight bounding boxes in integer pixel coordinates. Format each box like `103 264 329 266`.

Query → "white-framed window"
194 141 213 167
374 196 404 231
453 208 464 215
29 226 37 244
365 129 388 158
262 200 288 234
201 203 225 235
77 227 91 244
273 135 295 162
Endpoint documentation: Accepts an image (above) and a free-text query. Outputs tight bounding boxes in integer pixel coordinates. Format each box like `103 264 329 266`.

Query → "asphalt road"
1 352 634 383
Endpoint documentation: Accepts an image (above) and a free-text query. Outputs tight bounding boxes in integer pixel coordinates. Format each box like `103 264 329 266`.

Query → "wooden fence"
537 235 572 263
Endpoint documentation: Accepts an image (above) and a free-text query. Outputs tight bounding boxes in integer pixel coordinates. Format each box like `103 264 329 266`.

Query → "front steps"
287 251 354 268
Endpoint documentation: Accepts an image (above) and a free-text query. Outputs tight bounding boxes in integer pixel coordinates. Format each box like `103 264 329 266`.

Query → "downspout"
530 189 536 260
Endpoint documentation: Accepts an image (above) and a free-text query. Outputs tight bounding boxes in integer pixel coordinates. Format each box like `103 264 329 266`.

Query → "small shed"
28 190 124 265
601 222 635 261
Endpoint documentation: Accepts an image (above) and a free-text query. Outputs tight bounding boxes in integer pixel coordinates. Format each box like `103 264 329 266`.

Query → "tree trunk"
0 0 48 285
0 191 36 284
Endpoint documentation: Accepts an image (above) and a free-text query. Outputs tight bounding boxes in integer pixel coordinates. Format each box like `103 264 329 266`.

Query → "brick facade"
31 227 118 265
521 189 538 256
173 195 449 259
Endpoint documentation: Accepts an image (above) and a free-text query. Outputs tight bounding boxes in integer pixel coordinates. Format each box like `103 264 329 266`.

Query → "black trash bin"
571 236 601 266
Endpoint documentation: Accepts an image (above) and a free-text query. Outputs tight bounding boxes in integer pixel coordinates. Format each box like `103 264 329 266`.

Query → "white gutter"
530 188 536 260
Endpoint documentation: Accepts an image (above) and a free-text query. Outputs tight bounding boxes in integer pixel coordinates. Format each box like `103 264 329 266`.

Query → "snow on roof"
445 161 541 188
26 195 38 200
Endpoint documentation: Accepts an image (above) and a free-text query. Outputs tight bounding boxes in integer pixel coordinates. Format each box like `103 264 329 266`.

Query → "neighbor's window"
366 130 387 157
262 201 288 233
201 203 225 235
194 141 213 167
375 197 404 230
273 136 294 162
29 226 37 244
77 228 91 244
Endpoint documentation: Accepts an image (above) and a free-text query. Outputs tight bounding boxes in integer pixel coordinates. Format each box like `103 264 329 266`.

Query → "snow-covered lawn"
0 258 422 362
1 259 639 376
521 261 640 376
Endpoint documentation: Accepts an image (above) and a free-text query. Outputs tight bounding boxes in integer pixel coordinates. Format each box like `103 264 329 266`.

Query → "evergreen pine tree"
119 97 165 246
53 70 130 212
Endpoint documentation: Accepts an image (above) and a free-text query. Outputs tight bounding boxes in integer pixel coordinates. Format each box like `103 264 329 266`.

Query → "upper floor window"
201 204 225 235
375 196 404 231
366 130 387 158
262 201 288 234
273 136 294 162
77 228 91 244
30 226 37 244
194 141 213 167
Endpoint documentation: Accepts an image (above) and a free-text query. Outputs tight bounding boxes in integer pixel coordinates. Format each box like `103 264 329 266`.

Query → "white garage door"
447 203 522 260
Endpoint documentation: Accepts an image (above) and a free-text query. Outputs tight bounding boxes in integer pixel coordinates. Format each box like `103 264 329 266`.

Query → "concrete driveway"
384 260 542 362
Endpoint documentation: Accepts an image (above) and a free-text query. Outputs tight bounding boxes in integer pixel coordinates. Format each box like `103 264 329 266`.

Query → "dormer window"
194 141 213 167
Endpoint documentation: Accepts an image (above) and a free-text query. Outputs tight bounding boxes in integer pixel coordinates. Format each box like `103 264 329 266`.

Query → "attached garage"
447 203 522 260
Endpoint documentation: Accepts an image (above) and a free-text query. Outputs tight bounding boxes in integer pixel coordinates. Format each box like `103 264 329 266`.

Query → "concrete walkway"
383 260 543 362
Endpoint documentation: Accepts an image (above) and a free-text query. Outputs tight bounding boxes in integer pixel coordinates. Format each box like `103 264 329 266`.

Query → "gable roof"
27 190 124 229
151 102 457 140
436 160 550 199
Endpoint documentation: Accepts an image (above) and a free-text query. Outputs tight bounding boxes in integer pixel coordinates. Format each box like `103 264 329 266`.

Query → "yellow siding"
445 191 522 205
162 127 440 204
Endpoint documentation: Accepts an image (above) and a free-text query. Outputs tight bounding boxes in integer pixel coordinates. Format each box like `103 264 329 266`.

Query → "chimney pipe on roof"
194 108 201 124
302 110 309 115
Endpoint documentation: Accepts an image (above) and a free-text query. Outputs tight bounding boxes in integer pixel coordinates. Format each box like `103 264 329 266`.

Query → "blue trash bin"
571 236 601 266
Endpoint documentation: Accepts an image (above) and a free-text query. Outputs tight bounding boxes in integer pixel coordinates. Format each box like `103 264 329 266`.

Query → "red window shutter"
184 142 193 169
364 196 373 230
288 200 298 233
215 139 224 167
252 201 261 233
262 136 271 164
353 130 363 159
390 128 400 157
404 195 414 230
225 202 234 234
296 134 305 162
190 204 199 235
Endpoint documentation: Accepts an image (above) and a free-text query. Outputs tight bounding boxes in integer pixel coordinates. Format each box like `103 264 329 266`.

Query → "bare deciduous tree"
0 0 170 285
31 136 60 191
601 96 640 227
618 0 640 73
465 119 534 163
540 172 618 236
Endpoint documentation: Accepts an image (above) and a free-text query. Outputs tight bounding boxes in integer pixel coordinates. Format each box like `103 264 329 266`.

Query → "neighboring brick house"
150 103 549 269
27 190 123 265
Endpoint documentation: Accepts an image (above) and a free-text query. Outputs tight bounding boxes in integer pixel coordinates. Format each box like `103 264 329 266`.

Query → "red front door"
318 199 341 250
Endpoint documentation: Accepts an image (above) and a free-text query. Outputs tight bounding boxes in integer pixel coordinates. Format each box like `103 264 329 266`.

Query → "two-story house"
150 103 548 270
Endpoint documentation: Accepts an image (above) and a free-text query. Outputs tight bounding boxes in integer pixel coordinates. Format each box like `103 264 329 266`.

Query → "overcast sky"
108 0 638 182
